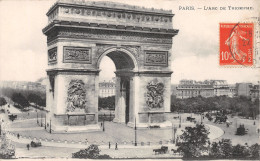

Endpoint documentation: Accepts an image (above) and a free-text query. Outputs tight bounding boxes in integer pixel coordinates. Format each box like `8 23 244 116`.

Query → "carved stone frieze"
48 47 57 63
67 80 87 112
144 51 168 66
121 45 141 62
59 6 172 25
58 30 172 44
63 46 91 64
96 44 116 56
146 80 164 109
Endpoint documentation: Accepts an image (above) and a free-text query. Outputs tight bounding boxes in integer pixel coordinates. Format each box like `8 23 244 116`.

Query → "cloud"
0 48 47 81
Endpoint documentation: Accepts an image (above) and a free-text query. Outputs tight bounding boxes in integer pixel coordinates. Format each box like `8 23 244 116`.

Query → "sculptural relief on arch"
43 0 178 132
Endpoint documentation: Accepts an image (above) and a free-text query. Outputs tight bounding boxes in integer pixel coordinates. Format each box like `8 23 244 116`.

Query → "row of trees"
11 93 46 110
0 97 7 107
0 87 45 100
98 96 115 110
171 95 259 119
177 124 259 159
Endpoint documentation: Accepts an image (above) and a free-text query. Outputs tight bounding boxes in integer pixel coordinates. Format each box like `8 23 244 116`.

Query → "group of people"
108 142 118 150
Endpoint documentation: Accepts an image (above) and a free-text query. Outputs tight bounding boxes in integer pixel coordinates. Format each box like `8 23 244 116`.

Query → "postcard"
0 0 259 160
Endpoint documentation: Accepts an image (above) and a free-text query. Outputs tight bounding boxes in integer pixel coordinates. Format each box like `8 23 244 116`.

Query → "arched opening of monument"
98 49 136 125
98 56 116 120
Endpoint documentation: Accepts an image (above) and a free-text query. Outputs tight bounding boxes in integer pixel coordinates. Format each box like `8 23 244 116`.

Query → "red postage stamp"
219 23 254 66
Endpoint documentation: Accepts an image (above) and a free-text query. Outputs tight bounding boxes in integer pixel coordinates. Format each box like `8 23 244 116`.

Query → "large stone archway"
43 0 178 132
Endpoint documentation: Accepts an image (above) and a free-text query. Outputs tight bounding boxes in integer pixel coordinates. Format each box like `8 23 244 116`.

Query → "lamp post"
201 113 203 124
41 113 43 127
173 126 177 144
37 112 39 125
44 115 46 129
172 122 174 143
134 118 137 146
50 119 52 133
179 115 181 128
103 114 105 132
110 110 112 122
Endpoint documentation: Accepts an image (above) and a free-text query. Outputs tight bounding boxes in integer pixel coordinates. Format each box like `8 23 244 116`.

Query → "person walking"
108 142 111 149
27 144 30 150
17 133 20 139
115 143 118 150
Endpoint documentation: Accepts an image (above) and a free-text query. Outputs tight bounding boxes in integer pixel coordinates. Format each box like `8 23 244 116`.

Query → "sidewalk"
6 131 177 149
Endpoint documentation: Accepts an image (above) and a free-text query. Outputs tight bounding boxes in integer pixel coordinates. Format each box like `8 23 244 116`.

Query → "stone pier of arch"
42 0 178 133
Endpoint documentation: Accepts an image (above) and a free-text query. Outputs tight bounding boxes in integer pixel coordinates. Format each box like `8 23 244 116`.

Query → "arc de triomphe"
43 0 178 132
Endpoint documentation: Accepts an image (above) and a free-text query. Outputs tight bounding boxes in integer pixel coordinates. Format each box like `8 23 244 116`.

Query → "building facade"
99 80 116 98
176 79 230 99
0 81 45 92
236 83 259 101
176 80 214 99
211 80 230 96
250 85 259 101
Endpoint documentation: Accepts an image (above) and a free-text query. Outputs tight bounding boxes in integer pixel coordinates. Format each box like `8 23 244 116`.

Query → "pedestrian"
109 142 111 149
115 143 118 150
85 139 88 145
101 122 103 127
17 133 20 139
27 144 30 150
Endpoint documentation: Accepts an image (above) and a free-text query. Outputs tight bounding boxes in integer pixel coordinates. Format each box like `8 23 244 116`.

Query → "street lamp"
109 110 112 122
50 119 52 133
172 125 177 144
37 112 39 125
44 115 46 129
103 114 105 131
134 118 137 146
179 115 181 128
41 113 43 127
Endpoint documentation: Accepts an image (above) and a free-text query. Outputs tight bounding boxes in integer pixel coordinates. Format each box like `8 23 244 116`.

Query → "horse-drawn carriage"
30 141 42 147
153 146 168 155
186 117 195 122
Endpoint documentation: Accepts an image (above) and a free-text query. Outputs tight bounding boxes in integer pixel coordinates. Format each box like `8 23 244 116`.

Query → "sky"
0 0 259 84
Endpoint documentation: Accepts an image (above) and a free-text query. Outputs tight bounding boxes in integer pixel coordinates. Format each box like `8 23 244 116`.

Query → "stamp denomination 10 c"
220 23 254 67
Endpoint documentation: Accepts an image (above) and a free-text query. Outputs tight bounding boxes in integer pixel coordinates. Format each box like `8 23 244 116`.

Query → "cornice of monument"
47 0 174 16
42 20 178 37
43 0 178 36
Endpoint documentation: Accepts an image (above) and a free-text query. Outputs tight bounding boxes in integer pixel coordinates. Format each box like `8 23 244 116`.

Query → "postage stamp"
219 23 254 67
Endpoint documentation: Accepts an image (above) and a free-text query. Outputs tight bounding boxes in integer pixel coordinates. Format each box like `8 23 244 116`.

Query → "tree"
72 144 111 159
98 96 115 110
210 142 221 158
218 139 233 158
0 97 7 107
249 143 260 158
11 93 29 109
177 124 210 158
27 93 44 107
232 144 250 158
0 134 15 159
